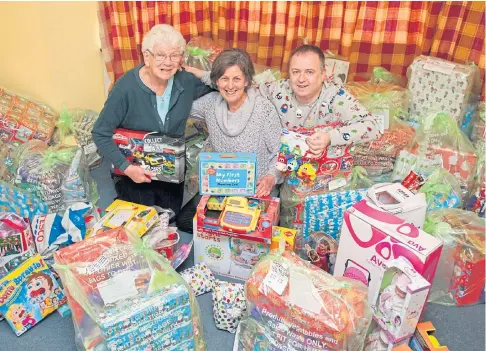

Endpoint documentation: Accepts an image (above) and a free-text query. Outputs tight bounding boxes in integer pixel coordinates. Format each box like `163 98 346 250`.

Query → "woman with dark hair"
176 49 282 232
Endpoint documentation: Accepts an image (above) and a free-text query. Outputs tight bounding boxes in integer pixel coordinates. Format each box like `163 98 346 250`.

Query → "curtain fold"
98 1 484 94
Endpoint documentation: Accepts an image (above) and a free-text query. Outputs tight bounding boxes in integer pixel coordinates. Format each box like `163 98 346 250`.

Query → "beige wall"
0 2 106 112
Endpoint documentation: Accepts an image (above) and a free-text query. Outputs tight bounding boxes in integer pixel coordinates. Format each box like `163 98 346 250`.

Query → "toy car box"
334 200 443 306
372 258 430 343
194 195 280 280
90 200 158 238
112 128 185 183
199 152 257 196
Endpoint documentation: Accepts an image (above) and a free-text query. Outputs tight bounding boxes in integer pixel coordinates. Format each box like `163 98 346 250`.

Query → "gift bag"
212 280 246 333
0 88 58 145
423 209 485 306
418 168 463 211
53 227 205 351
234 251 372 351
184 36 224 71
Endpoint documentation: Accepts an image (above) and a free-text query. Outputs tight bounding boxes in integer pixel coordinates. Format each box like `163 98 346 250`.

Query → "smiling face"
216 65 248 108
289 52 326 104
143 43 183 82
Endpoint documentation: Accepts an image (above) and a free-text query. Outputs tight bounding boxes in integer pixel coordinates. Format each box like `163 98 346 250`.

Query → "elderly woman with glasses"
175 48 282 232
92 24 213 214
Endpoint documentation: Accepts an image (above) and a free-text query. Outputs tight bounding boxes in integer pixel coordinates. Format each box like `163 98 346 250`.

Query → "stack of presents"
0 36 484 351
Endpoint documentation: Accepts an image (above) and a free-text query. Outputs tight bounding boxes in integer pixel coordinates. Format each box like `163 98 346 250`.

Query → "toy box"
372 258 430 343
269 226 296 251
194 195 280 280
0 254 67 336
367 183 427 229
112 128 185 183
409 322 449 351
364 322 411 351
334 200 443 305
90 200 158 238
199 152 257 196
0 213 36 279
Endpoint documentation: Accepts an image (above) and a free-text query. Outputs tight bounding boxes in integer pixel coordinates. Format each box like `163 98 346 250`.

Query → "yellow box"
90 200 158 238
270 226 297 251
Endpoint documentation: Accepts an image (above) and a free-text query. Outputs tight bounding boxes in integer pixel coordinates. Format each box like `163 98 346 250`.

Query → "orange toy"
236 251 372 350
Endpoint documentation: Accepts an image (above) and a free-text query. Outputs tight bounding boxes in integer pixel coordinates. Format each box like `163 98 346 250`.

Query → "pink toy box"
334 200 443 305
193 195 280 280
372 258 430 343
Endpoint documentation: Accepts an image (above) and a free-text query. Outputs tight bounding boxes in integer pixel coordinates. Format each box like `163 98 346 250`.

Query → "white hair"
141 24 186 53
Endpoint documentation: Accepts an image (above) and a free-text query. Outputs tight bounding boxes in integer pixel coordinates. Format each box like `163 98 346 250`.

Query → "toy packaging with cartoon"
302 231 339 274
423 209 485 307
371 258 431 343
333 200 443 305
53 227 205 351
233 250 372 351
194 195 280 280
112 128 185 184
199 152 257 196
269 226 296 252
0 254 67 336
0 213 36 279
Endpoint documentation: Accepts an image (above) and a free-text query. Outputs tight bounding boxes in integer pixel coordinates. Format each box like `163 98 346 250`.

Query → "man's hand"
183 65 204 79
306 131 330 158
124 165 156 183
256 174 276 197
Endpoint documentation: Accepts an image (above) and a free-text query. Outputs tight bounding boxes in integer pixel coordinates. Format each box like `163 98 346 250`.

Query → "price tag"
263 261 289 295
373 109 390 134
288 271 322 314
98 271 138 304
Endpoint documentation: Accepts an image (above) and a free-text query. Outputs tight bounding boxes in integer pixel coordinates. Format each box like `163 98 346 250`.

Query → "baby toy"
379 273 411 325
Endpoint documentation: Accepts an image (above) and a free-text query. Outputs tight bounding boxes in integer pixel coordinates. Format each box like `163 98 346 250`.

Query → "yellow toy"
207 196 227 211
270 226 297 251
220 197 261 234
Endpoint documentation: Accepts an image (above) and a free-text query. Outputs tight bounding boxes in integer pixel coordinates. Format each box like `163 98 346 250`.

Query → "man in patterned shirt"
258 45 381 157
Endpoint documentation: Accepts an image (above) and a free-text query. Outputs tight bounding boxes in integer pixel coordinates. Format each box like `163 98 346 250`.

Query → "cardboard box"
194 195 279 280
334 200 443 305
199 152 257 196
112 128 185 183
372 258 431 343
367 183 427 229
270 226 296 251
409 322 449 351
90 200 158 238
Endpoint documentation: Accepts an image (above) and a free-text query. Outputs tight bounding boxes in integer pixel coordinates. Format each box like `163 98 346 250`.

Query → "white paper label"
423 59 456 75
84 142 97 155
373 109 390 134
328 177 347 191
98 271 139 304
263 262 289 295
288 271 322 314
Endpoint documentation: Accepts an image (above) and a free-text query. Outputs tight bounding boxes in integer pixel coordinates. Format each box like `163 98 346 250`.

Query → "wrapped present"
252 64 281 87
0 181 49 220
184 36 224 71
423 209 485 306
53 227 205 351
324 51 350 85
392 112 477 198
180 263 215 297
407 55 482 124
0 254 67 336
0 88 58 144
471 102 485 151
0 213 36 279
212 280 246 333
234 251 372 351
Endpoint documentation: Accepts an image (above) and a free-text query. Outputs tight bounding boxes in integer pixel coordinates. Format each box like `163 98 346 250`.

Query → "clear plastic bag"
423 209 485 306
418 168 463 211
234 250 372 350
53 227 205 351
465 162 485 218
0 140 15 183
252 64 281 87
392 112 478 198
184 118 210 198
184 36 224 71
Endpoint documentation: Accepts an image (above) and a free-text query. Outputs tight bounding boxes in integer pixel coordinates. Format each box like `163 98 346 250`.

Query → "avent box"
334 200 443 306
367 183 427 229
199 152 257 196
194 195 280 280
372 258 431 344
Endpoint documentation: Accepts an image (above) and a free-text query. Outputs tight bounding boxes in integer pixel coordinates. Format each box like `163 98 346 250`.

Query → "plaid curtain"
99 1 484 93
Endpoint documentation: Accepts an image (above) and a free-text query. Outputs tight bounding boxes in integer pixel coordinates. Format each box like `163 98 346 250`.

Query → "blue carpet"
1 232 484 351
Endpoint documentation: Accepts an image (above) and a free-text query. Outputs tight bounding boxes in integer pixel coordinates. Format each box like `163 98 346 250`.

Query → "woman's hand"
124 165 156 183
183 65 204 79
306 131 330 158
256 174 276 197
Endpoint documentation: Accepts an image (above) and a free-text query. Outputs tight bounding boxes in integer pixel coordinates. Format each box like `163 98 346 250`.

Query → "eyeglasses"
146 49 182 63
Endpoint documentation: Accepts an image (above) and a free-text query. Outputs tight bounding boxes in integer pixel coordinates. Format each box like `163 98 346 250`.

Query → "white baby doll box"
367 183 427 229
371 257 431 344
364 321 410 351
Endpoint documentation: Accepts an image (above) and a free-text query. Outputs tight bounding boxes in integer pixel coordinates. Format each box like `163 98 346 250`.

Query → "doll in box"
378 273 412 330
